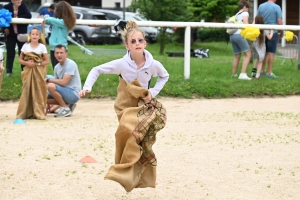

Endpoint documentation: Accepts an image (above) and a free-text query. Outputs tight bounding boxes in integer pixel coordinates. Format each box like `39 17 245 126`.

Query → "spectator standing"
46 44 81 118
251 15 274 79
42 1 76 69
230 0 252 80
257 0 282 78
4 0 31 76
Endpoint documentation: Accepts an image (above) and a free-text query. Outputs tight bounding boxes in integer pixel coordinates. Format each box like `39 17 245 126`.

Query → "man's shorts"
48 84 79 104
230 34 250 54
265 32 278 54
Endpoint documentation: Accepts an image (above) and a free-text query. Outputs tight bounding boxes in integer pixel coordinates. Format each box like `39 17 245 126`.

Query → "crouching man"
46 44 81 117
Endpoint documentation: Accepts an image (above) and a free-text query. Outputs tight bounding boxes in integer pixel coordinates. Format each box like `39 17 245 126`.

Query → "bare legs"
232 50 252 80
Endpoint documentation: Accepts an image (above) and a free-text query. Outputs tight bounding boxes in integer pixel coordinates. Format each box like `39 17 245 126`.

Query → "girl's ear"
125 43 130 50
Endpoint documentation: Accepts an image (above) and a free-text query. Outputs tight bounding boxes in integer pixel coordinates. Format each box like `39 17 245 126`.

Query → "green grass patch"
0 41 300 100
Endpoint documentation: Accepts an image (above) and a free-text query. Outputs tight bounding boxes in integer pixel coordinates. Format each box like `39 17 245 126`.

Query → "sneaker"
251 68 257 77
54 108 72 117
6 73 11 77
68 104 76 112
266 73 278 79
54 107 62 114
238 73 252 80
260 71 266 76
231 74 238 78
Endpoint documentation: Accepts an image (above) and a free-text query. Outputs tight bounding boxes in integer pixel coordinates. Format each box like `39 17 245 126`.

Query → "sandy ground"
0 97 300 200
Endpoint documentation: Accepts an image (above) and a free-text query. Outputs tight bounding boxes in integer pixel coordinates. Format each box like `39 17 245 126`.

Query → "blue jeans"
230 34 250 54
48 84 79 104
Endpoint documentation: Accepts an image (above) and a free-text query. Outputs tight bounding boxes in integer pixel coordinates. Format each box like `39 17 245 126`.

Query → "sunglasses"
131 39 145 44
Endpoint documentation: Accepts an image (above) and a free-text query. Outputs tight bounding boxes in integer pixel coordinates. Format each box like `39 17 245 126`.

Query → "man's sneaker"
260 71 266 76
266 73 279 78
54 108 72 117
231 74 238 78
238 73 252 80
69 104 76 112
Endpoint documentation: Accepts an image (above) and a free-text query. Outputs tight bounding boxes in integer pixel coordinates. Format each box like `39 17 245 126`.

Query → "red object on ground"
79 156 97 163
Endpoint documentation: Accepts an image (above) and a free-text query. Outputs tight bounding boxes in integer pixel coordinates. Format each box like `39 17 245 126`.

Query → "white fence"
12 18 300 79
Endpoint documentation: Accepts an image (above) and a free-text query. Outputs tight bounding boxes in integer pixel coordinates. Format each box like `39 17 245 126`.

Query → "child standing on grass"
42 1 76 69
16 27 50 120
251 15 274 79
79 20 169 192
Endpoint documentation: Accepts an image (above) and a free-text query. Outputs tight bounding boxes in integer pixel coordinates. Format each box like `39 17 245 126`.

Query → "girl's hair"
121 20 146 45
28 27 45 45
238 0 250 9
54 1 76 30
255 15 265 47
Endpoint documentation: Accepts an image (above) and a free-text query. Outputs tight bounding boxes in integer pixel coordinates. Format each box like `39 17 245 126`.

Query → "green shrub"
198 28 228 42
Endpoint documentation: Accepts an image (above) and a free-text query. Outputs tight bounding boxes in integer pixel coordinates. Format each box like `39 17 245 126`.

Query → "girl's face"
30 29 41 41
125 31 146 53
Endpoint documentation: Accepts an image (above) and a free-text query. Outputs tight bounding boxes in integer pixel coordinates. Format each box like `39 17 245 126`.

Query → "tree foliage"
188 0 240 22
130 0 191 54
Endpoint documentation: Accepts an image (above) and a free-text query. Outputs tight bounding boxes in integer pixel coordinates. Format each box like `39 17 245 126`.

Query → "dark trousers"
50 50 58 70
5 34 25 73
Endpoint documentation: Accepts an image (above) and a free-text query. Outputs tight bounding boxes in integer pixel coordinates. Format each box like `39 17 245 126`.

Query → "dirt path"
0 97 300 199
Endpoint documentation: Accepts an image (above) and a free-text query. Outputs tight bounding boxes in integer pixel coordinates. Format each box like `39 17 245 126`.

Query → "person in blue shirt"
257 0 282 78
42 1 76 69
38 3 55 18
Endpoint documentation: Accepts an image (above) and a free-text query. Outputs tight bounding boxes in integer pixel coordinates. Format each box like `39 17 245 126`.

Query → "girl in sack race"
4 0 31 76
16 27 50 120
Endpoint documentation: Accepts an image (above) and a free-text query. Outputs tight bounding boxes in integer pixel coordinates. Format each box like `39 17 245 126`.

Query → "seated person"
46 44 81 117
38 4 55 18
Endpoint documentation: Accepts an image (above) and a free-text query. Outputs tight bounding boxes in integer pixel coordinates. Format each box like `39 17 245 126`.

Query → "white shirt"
83 50 169 97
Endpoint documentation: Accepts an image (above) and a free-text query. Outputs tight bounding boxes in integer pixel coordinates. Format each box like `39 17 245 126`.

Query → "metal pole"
123 0 125 20
184 26 191 79
298 0 300 70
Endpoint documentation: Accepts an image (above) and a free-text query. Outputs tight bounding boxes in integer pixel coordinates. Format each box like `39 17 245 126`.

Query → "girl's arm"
148 62 169 98
80 59 122 96
44 17 65 28
41 53 50 66
266 30 274 40
243 14 249 24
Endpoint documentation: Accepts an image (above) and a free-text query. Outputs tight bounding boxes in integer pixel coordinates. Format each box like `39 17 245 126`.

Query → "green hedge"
198 28 228 42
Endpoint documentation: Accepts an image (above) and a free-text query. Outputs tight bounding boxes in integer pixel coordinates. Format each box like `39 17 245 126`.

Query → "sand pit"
0 97 300 199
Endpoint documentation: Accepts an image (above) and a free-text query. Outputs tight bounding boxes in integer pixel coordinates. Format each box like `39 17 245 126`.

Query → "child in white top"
251 15 273 79
16 27 50 120
79 20 169 102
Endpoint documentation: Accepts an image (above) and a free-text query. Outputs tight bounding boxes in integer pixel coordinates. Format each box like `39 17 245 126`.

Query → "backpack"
226 11 244 35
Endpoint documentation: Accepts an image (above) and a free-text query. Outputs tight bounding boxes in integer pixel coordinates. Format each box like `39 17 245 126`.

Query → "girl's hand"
142 91 152 103
4 29 9 36
79 90 90 97
26 60 36 67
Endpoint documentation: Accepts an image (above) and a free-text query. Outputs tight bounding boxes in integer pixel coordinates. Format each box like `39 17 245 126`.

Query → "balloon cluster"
285 31 294 42
240 26 260 41
0 8 12 28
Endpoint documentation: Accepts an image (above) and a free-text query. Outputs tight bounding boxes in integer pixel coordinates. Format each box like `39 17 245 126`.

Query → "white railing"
12 18 300 79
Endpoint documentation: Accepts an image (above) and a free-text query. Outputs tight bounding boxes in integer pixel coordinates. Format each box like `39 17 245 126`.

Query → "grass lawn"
0 41 300 100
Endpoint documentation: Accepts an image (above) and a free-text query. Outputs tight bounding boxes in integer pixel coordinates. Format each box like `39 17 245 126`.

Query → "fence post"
184 25 191 79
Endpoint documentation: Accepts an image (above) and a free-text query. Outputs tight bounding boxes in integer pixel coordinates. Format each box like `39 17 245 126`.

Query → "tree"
188 0 239 22
130 0 191 54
